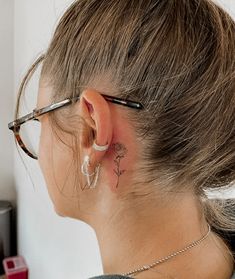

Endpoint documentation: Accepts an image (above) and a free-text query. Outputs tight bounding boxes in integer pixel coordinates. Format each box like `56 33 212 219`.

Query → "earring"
81 155 101 189
92 141 109 152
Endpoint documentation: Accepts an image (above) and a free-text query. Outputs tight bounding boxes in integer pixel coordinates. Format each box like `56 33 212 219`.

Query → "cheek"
38 120 81 215
38 119 54 182
38 120 57 203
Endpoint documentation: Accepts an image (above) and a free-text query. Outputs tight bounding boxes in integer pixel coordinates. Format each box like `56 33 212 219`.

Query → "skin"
37 80 234 279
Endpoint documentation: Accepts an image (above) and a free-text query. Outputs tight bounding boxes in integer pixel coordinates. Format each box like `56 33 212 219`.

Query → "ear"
79 88 113 164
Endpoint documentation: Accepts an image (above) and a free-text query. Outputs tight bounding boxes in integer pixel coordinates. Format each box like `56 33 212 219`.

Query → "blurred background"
0 0 234 279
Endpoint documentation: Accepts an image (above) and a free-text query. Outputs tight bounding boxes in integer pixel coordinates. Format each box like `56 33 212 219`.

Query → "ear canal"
92 129 96 140
84 99 94 113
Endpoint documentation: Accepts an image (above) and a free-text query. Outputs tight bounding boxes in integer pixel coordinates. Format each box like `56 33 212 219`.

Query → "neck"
93 192 210 278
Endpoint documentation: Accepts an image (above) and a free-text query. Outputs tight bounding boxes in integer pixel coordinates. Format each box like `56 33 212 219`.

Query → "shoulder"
89 275 133 279
89 270 235 279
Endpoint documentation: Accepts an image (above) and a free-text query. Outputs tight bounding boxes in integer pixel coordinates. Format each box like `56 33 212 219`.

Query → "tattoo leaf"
112 143 128 188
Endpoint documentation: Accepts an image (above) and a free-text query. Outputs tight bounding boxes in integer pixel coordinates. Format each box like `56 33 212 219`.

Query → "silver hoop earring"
81 155 101 189
92 141 109 152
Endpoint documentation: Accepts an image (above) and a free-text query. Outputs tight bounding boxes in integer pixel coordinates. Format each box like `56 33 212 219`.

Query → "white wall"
216 0 235 17
14 1 102 279
0 0 15 203
11 1 235 279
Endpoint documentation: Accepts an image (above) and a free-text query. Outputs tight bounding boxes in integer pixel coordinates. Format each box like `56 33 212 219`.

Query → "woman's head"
16 0 235 228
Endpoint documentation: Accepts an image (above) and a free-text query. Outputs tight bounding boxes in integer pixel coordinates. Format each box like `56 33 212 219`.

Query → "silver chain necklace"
121 224 211 277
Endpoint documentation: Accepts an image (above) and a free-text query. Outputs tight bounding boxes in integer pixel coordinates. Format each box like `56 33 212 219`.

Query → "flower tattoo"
112 143 128 188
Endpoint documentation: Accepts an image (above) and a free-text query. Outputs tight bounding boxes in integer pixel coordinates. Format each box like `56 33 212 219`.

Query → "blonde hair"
16 0 235 259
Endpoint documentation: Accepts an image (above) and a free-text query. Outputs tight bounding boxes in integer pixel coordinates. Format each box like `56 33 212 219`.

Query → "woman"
8 0 235 278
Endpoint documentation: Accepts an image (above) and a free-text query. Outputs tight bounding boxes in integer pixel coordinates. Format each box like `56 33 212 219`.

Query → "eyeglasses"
8 93 144 160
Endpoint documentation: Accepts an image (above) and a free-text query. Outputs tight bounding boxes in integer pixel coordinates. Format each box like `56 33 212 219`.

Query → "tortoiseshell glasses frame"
8 93 144 160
